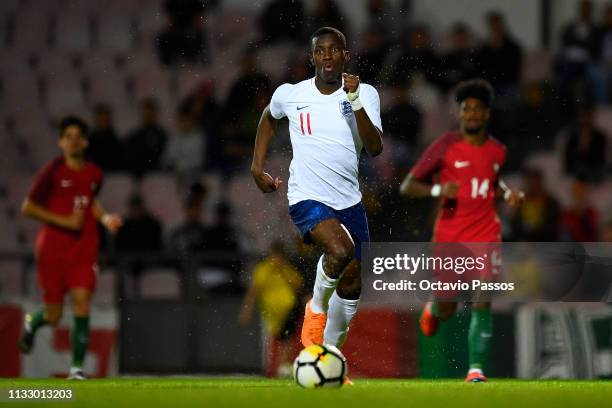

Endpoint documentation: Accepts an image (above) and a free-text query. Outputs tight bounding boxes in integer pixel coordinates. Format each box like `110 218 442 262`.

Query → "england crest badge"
339 100 352 119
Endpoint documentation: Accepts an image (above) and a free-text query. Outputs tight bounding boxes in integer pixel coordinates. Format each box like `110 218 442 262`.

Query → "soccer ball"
293 344 347 388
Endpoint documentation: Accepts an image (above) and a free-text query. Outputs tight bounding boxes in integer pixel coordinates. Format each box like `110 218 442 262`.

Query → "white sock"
468 368 483 375
323 291 359 347
310 255 338 314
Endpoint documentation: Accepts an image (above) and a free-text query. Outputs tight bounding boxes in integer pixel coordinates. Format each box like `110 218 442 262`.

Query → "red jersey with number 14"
27 157 103 261
410 132 506 242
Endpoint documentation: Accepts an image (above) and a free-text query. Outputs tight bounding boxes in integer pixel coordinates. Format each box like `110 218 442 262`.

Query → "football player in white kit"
251 26 383 379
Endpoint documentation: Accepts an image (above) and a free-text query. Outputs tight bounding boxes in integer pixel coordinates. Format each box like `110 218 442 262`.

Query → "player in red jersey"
400 80 523 382
18 116 122 380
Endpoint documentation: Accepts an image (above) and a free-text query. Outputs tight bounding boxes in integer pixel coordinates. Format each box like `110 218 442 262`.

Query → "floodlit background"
0 0 610 379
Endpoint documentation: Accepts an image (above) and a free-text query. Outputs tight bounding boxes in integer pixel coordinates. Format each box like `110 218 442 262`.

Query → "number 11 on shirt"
300 112 312 136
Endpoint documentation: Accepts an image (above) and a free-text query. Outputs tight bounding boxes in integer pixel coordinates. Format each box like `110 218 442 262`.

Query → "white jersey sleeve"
269 83 292 119
359 84 383 132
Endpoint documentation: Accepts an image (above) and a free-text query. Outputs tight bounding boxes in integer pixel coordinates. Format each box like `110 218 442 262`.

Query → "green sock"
71 316 90 368
28 310 48 333
430 301 440 317
468 308 492 370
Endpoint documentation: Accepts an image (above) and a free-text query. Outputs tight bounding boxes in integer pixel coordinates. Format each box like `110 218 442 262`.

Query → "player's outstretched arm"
399 173 458 199
251 105 282 193
343 73 383 157
21 199 83 231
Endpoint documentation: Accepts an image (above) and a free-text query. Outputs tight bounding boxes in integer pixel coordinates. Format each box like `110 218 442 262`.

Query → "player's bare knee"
328 241 354 267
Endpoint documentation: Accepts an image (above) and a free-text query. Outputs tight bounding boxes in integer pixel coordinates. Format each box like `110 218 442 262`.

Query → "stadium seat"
42 73 87 117
256 43 299 83
11 12 50 52
140 267 181 299
0 260 23 299
140 173 183 226
92 267 117 307
0 73 42 115
53 12 92 52
95 11 135 53
84 72 130 106
175 67 213 101
98 173 136 215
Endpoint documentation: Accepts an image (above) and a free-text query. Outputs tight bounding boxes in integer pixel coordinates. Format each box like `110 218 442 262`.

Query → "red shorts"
36 253 98 304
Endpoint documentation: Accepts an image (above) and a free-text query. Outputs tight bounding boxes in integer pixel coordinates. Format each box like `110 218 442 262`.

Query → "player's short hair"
455 79 495 108
58 115 88 138
310 26 347 50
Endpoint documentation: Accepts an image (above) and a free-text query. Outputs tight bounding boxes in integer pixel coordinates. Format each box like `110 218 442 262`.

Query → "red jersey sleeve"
410 132 457 181
27 157 63 205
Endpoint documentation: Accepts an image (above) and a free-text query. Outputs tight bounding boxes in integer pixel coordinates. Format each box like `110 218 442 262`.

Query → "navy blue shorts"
289 200 369 260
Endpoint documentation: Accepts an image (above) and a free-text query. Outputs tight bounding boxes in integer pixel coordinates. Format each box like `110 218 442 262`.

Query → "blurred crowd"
83 0 612 257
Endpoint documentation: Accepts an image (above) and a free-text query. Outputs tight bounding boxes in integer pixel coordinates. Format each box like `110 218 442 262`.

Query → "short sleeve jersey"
28 157 103 260
410 132 507 242
270 77 382 210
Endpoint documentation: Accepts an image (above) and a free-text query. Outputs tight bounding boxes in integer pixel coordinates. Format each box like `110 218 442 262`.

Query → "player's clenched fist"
102 213 123 234
342 73 359 93
252 170 282 193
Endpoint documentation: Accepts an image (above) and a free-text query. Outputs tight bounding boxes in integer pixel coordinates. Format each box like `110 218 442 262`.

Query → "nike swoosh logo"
454 161 470 168
296 105 311 110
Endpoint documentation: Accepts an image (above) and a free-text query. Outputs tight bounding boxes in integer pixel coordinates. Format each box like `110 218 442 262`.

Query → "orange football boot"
419 301 439 336
465 371 488 383
300 300 327 347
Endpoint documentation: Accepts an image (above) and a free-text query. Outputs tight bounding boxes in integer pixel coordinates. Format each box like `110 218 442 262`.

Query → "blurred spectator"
164 106 206 181
500 82 562 171
439 23 480 92
281 53 310 84
560 178 599 241
115 194 164 252
391 25 444 91
478 11 523 96
259 0 305 44
156 0 208 66
86 104 123 172
562 104 607 182
381 78 422 151
124 98 168 177
223 49 272 174
366 0 397 39
115 194 164 297
354 24 389 85
590 4 612 104
239 240 303 377
169 192 208 259
306 0 346 35
205 202 240 253
181 83 221 170
510 167 560 241
555 0 599 95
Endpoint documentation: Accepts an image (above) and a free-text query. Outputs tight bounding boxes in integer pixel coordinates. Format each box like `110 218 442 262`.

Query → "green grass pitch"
1 378 611 408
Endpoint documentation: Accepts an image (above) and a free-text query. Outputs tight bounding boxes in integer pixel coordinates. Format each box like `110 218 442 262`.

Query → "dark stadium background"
0 0 610 379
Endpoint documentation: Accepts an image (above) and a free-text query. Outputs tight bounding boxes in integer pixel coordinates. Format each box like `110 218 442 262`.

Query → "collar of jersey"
310 77 345 97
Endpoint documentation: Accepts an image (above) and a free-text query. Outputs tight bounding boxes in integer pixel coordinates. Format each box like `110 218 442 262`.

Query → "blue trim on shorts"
288 200 369 260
